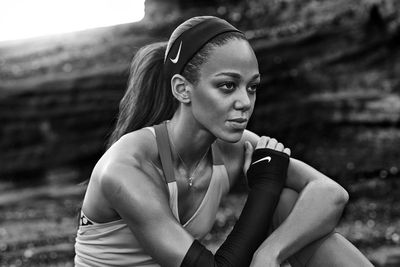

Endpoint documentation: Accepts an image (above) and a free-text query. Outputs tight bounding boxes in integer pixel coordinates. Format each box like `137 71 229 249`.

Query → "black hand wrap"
247 148 290 192
181 148 290 267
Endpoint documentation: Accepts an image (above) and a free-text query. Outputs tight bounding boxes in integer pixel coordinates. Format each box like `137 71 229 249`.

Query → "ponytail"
107 42 178 148
108 16 246 148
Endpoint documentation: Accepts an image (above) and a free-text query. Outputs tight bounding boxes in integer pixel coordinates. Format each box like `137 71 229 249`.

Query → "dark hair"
107 17 247 147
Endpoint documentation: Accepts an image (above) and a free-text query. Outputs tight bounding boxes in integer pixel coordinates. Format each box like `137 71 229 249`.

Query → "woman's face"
189 38 260 143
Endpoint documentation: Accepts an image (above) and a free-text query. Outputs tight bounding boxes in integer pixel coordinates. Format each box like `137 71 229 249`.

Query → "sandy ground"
0 172 399 267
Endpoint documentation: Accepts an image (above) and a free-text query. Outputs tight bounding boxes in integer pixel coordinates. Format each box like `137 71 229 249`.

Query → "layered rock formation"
0 1 399 183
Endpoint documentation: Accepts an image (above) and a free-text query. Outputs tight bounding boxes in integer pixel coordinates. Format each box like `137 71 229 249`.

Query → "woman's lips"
227 118 248 129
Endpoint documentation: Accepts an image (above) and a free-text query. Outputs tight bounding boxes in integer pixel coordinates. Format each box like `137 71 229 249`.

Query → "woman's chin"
219 129 245 143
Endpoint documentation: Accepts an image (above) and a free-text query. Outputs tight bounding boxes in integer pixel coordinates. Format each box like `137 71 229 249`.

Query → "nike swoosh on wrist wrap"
251 156 271 165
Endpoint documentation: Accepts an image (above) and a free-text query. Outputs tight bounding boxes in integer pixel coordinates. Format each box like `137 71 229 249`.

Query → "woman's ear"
170 74 192 104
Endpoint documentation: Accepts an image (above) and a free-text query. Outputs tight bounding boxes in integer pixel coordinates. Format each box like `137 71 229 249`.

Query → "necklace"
168 125 210 188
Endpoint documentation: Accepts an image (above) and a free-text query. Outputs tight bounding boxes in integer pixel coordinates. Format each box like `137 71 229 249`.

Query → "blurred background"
0 0 399 266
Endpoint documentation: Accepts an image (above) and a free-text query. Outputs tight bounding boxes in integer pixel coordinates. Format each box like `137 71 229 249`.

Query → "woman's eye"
248 84 259 93
219 82 236 92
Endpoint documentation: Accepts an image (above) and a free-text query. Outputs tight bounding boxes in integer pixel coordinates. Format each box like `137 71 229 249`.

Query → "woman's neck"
167 111 215 169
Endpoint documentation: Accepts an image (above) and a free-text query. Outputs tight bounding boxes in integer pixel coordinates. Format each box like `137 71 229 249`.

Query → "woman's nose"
233 88 252 110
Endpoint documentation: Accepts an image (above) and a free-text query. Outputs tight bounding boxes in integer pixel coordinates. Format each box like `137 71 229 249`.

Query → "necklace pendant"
188 177 193 187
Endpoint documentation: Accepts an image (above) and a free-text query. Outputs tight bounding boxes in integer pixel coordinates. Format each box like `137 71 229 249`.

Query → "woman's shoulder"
214 129 260 183
83 128 171 223
94 128 165 191
109 127 159 163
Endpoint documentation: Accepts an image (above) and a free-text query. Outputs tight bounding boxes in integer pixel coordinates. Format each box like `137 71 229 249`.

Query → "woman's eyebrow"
215 72 241 79
215 72 261 80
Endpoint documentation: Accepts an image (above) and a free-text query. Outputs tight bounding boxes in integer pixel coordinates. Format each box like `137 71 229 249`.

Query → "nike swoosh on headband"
251 156 272 165
170 41 182 64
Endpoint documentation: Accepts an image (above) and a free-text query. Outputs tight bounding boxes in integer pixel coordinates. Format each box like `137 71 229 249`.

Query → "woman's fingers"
266 138 277 149
256 136 291 155
275 142 284 152
256 136 270 149
283 147 291 156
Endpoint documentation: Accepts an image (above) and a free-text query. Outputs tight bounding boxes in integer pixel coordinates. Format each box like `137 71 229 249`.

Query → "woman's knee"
305 232 374 267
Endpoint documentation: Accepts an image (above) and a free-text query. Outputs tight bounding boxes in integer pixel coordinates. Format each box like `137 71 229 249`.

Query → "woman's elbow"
323 180 349 208
313 181 349 231
339 185 349 205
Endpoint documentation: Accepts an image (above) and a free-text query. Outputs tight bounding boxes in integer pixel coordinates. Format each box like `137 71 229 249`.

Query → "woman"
75 16 373 266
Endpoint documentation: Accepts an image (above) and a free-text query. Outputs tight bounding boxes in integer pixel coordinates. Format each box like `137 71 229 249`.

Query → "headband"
164 17 243 84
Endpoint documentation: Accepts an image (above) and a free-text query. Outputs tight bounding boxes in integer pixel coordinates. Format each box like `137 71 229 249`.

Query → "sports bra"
74 122 231 266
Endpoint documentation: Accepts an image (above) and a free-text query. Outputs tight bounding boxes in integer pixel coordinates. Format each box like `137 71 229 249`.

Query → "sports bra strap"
154 121 176 183
211 142 224 165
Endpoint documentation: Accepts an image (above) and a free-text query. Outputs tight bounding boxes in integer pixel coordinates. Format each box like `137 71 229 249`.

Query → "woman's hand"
243 136 291 174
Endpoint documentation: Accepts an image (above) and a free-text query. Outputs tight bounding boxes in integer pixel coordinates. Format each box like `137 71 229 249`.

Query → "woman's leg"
272 188 373 267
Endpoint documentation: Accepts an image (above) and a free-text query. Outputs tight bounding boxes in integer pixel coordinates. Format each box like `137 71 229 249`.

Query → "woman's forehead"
200 39 259 78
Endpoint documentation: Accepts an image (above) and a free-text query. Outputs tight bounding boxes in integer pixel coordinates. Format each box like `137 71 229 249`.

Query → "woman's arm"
253 158 349 265
100 159 194 267
243 130 349 265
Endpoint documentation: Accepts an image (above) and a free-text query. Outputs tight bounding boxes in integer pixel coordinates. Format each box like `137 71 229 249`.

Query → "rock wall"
1 4 399 182
250 8 400 180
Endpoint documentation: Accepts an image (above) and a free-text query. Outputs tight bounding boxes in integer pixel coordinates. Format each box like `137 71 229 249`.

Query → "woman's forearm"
260 181 348 263
253 159 349 264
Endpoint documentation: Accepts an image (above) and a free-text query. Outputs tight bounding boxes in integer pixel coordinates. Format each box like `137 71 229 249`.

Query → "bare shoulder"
83 128 168 222
214 129 261 185
97 128 166 193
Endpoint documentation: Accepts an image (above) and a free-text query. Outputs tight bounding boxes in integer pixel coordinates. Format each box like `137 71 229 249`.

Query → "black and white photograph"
0 0 399 266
